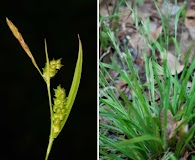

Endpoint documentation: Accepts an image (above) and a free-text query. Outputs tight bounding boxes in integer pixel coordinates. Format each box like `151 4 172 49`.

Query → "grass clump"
99 0 195 159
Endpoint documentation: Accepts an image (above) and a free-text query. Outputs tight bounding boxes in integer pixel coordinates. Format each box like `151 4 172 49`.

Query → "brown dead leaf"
151 26 162 42
185 9 195 39
118 80 127 88
108 69 119 81
161 51 184 75
161 1 182 16
185 9 195 28
160 109 177 141
168 52 184 75
129 32 150 56
160 108 188 142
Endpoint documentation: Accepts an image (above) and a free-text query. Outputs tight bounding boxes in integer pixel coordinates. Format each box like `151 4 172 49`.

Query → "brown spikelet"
6 18 35 61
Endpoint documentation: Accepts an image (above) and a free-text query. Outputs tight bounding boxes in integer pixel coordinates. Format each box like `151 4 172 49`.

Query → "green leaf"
56 35 83 137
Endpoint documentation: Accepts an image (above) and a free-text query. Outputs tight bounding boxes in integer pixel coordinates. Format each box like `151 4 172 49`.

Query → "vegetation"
99 0 195 159
6 18 82 160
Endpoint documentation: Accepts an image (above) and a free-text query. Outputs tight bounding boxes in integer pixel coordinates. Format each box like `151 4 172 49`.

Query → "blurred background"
0 0 97 159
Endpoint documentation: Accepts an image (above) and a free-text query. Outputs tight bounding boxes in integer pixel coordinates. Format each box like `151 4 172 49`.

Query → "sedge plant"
99 1 195 159
6 18 83 160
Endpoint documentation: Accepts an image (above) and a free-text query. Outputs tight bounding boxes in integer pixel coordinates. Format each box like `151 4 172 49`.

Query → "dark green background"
0 0 97 159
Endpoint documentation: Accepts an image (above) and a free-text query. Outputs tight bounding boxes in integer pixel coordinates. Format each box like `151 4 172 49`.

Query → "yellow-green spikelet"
52 85 67 137
43 58 63 79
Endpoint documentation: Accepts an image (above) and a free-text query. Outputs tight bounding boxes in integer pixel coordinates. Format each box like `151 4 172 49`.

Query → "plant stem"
45 135 54 160
45 82 54 160
44 39 54 160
